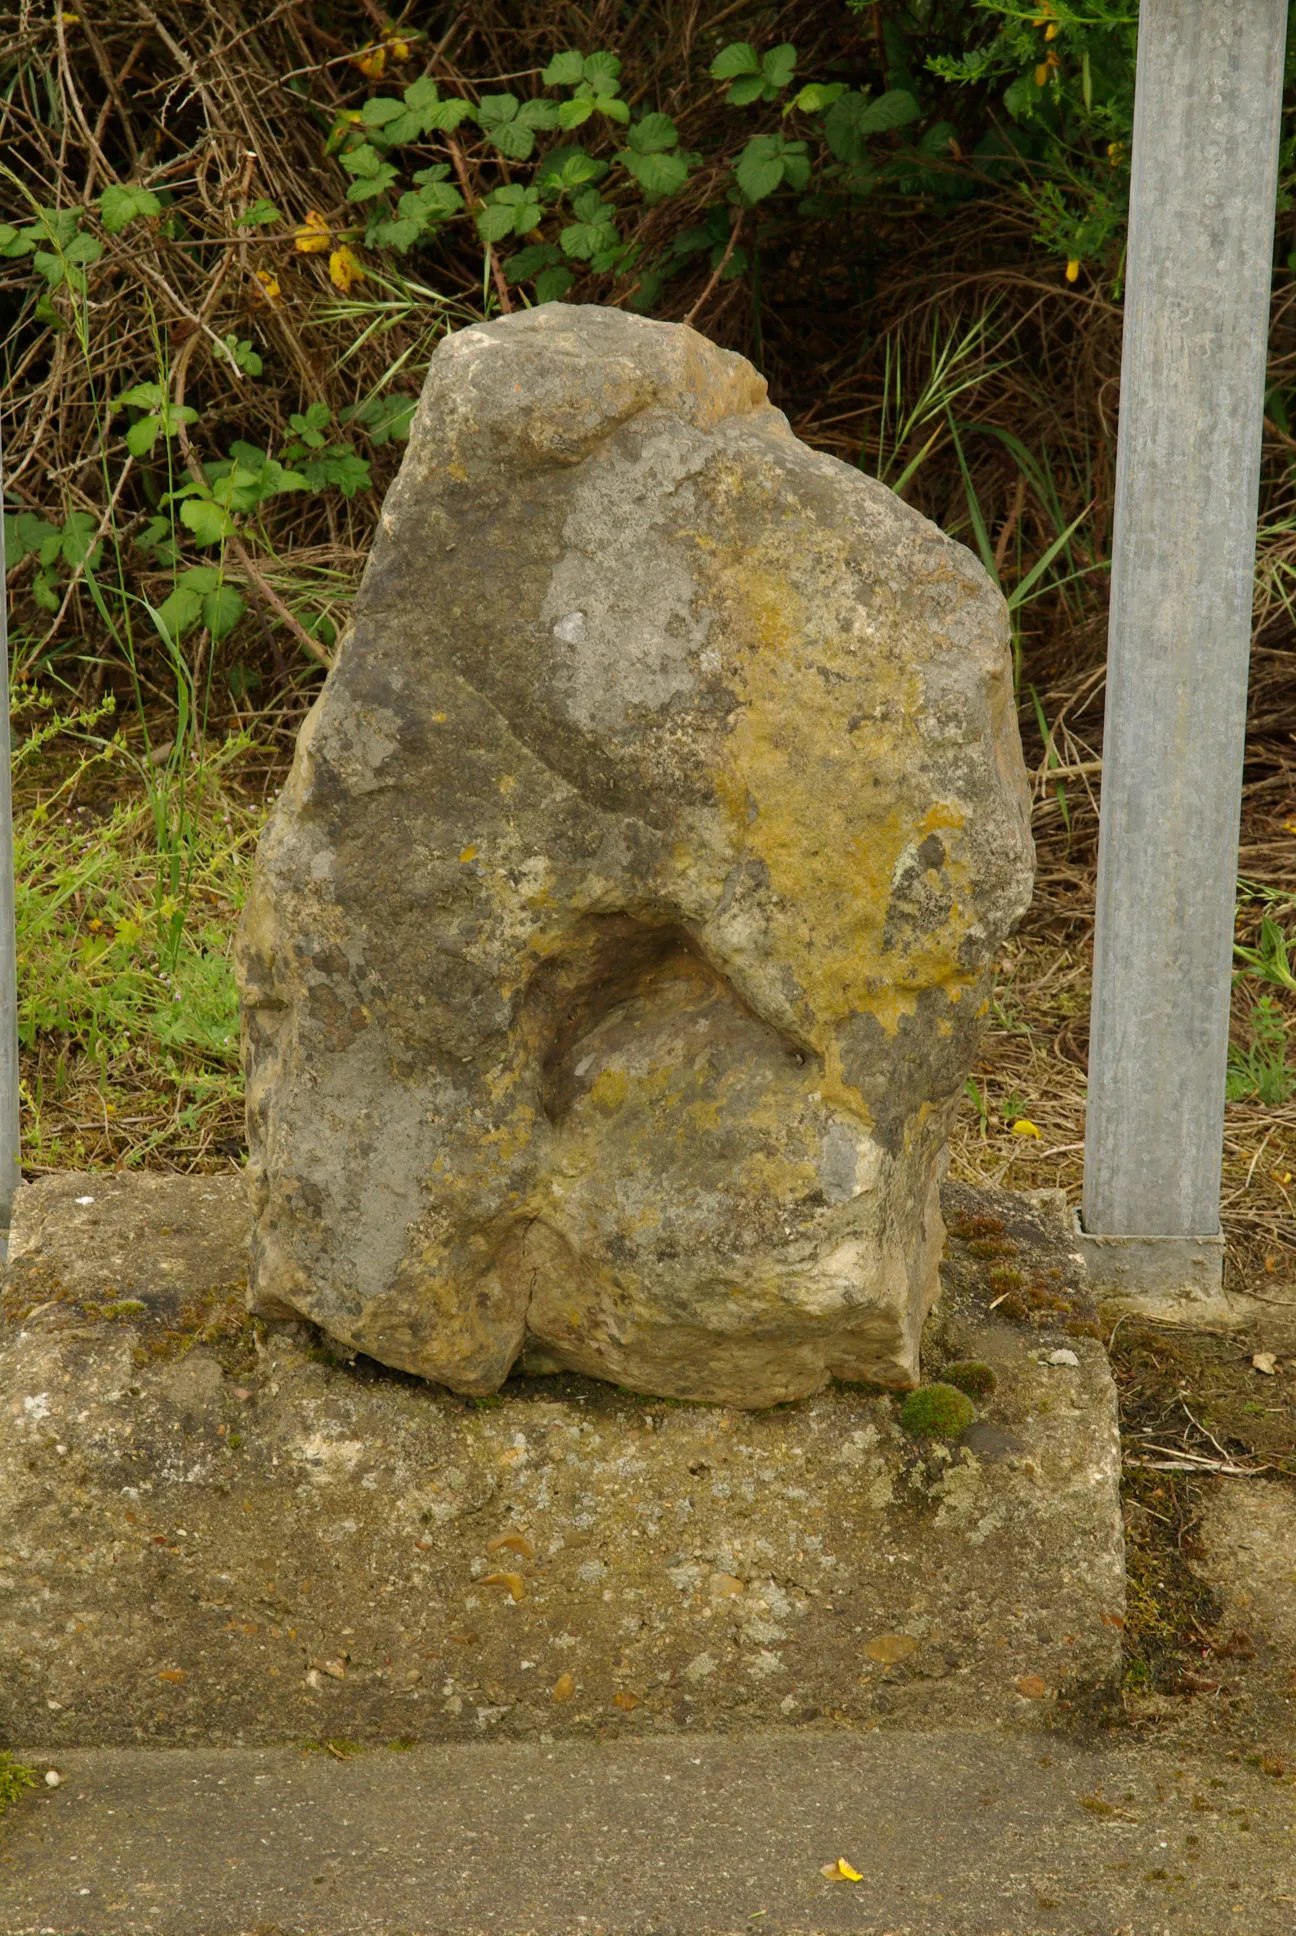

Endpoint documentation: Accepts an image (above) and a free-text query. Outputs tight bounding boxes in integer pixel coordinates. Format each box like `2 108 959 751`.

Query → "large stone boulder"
237 304 1033 1405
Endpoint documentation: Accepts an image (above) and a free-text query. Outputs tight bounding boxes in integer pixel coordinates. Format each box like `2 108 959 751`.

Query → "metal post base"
1073 1216 1236 1325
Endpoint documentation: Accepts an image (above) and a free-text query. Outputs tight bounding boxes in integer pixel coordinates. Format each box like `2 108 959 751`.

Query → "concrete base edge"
1073 1217 1243 1327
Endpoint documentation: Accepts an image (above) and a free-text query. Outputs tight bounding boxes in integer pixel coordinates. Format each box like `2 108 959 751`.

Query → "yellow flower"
1066 258 1080 283
352 44 386 79
382 27 413 61
328 245 365 293
1011 1118 1042 1139
1045 20 1060 38
294 209 331 254
253 268 281 304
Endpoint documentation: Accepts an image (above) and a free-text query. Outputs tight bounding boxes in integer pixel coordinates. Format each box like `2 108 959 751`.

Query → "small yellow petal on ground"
1011 1118 1042 1138
294 210 331 254
328 246 364 293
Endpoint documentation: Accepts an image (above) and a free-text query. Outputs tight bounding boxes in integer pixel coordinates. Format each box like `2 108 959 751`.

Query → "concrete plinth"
1 1173 1124 1750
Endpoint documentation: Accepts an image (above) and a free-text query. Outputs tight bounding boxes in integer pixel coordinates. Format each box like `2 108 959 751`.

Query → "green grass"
13 693 263 1170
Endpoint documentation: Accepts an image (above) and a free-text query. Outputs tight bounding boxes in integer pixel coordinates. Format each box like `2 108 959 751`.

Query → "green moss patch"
942 1359 998 1400
900 1382 977 1439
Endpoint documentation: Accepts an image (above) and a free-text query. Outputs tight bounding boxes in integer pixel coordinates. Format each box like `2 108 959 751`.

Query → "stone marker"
237 304 1033 1403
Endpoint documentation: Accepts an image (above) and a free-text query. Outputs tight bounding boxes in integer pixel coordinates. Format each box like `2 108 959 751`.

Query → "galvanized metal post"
1079 0 1288 1315
0 425 20 1253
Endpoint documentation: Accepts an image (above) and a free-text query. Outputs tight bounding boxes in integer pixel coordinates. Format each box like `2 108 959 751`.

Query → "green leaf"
361 96 406 127
134 515 179 565
626 112 678 155
478 94 520 126
290 448 372 498
734 134 807 203
64 231 104 266
202 585 246 640
59 511 102 570
710 42 761 81
789 82 845 114
535 264 576 303
518 98 560 131
222 334 263 376
236 198 281 228
393 180 463 235
120 392 198 455
542 50 586 87
859 89 922 134
595 95 630 126
366 212 420 251
478 94 538 159
504 241 563 282
180 497 234 546
31 569 60 612
2 513 59 564
477 204 520 243
422 96 473 132
340 394 417 445
340 143 387 178
125 415 162 457
535 147 606 193
726 76 767 106
557 96 594 130
761 44 797 90
34 207 80 249
620 149 691 197
560 191 619 259
117 381 166 409
1003 74 1037 122
823 89 920 167
477 184 543 242
582 51 621 88
32 250 65 289
98 183 162 234
346 167 398 204
916 120 957 160
155 583 204 642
